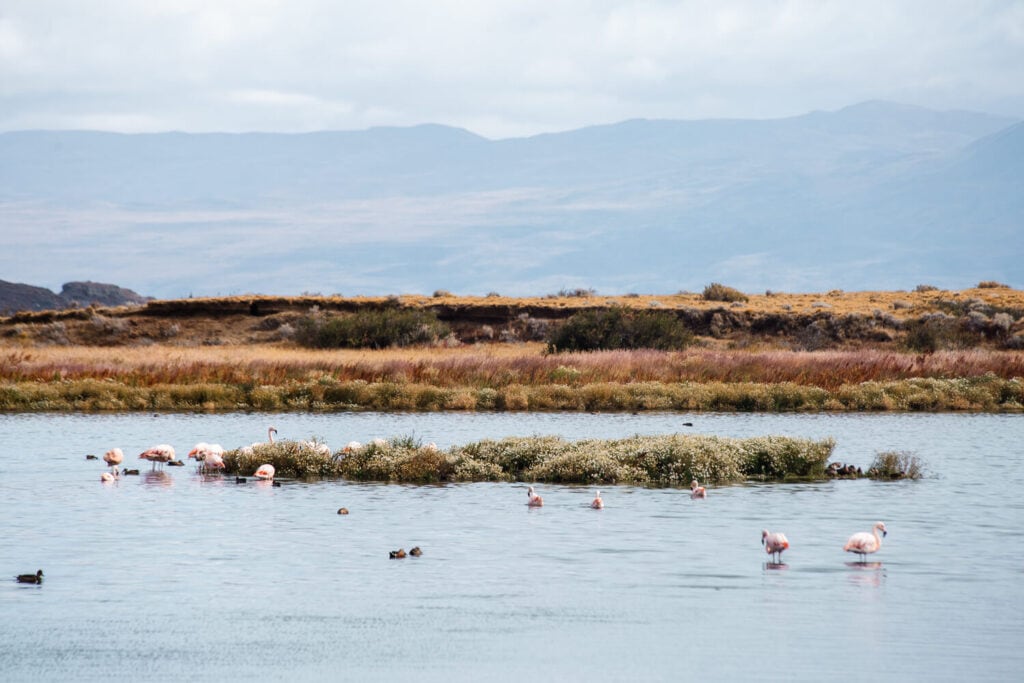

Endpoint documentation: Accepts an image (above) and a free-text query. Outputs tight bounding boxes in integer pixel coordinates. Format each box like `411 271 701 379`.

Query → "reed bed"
222 433 835 485
3 346 1022 389
3 375 1021 412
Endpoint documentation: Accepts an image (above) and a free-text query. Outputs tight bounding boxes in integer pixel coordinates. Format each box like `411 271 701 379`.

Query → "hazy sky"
2 0 1023 138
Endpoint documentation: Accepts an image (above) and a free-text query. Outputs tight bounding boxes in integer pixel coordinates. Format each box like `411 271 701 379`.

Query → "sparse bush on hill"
702 283 749 303
546 307 694 353
915 284 939 292
978 281 1009 289
293 306 450 349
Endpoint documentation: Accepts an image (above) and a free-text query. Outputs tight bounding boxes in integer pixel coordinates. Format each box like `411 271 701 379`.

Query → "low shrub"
702 283 749 303
866 450 924 479
293 307 450 349
977 281 1009 289
546 307 694 352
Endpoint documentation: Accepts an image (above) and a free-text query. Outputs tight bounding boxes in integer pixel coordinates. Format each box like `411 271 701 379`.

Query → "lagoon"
1 412 1023 681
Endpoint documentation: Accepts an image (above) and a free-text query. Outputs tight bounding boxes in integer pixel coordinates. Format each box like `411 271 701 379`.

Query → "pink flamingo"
590 490 604 509
139 444 175 470
188 443 225 472
241 426 277 455
100 471 118 483
103 448 124 474
844 521 887 561
690 479 707 499
762 529 790 563
527 486 544 507
254 464 276 480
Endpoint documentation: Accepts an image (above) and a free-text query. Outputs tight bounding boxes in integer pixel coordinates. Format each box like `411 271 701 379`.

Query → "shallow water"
1 412 1022 681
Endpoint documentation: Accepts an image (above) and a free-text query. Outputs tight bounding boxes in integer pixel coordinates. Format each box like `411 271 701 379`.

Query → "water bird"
167 459 185 467
16 570 43 584
272 481 281 487
844 521 887 561
527 486 544 507
241 426 277 455
337 508 349 515
690 479 707 499
762 529 790 563
103 447 123 473
188 443 225 472
409 547 422 556
235 477 247 484
682 422 694 427
299 440 331 456
85 454 98 460
390 549 407 559
139 444 175 470
343 441 362 454
100 471 117 483
590 490 604 509
254 464 275 480
122 468 139 476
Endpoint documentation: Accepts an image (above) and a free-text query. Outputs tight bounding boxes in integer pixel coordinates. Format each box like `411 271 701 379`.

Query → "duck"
409 546 422 557
16 570 43 584
121 468 140 476
389 549 407 559
337 508 350 515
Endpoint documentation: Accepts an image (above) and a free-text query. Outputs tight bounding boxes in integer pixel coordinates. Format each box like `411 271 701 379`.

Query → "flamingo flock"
86 427 892 567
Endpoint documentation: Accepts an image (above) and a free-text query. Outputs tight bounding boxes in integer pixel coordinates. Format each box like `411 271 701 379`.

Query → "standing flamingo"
762 529 790 563
188 443 225 472
139 444 176 470
254 464 276 480
103 448 124 474
527 486 544 507
690 479 707 499
844 521 887 561
590 490 604 509
241 426 277 455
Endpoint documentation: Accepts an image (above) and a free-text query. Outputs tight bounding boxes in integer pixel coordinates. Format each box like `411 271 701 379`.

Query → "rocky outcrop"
0 280 149 315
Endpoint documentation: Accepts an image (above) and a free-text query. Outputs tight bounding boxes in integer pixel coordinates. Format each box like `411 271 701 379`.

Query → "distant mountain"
0 101 1020 297
0 280 150 315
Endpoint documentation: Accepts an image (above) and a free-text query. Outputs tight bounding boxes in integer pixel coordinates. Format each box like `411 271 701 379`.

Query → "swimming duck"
389 549 407 559
16 570 43 584
409 546 422 556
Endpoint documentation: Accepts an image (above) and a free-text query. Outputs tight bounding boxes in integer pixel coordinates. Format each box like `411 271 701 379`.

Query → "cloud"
0 1 1021 137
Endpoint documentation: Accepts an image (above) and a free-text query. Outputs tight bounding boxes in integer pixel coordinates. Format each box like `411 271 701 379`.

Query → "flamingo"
690 479 707 499
844 522 887 561
241 426 277 455
343 441 362 453
254 463 276 480
591 490 604 509
762 529 790 563
139 444 175 470
103 448 123 474
299 440 331 456
100 471 118 483
527 485 544 507
188 443 225 472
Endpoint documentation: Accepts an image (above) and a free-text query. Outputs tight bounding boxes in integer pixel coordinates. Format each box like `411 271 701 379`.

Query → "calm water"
1 412 1023 681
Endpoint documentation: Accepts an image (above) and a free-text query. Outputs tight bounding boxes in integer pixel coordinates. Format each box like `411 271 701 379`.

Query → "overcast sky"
1 1 1022 138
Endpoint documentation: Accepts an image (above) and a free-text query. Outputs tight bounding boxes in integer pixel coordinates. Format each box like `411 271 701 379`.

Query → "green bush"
293 307 450 349
702 283 749 303
546 307 693 352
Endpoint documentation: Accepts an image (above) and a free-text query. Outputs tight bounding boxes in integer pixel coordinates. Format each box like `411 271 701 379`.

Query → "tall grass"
221 433 835 484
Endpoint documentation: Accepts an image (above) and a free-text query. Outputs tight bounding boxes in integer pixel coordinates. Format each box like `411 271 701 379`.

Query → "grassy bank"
224 433 835 484
3 374 1021 412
